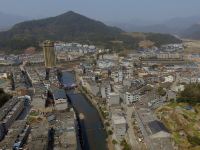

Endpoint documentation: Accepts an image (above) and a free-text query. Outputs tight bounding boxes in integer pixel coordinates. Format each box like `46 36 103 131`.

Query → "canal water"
62 72 107 150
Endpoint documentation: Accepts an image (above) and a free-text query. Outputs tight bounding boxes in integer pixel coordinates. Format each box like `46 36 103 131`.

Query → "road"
133 106 157 150
126 106 141 150
171 72 180 91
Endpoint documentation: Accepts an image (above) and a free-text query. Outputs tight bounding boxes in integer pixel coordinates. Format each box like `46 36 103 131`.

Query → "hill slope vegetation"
0 11 182 52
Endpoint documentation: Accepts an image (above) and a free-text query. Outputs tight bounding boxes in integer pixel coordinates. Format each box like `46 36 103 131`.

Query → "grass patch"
30 111 39 116
156 102 200 148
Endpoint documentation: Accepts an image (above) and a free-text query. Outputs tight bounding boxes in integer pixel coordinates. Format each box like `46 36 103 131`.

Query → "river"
62 72 108 150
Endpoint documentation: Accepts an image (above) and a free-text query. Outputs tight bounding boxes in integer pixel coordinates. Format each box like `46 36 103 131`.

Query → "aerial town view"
0 0 200 150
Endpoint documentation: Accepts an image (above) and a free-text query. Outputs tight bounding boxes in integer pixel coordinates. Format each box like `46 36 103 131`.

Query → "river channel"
62 72 107 150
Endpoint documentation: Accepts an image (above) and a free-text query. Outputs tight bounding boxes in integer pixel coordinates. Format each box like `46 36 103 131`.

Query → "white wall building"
107 92 120 106
122 92 141 105
101 53 118 61
112 114 127 140
100 82 111 99
0 73 7 79
163 75 174 83
83 80 99 96
112 71 123 83
97 60 115 69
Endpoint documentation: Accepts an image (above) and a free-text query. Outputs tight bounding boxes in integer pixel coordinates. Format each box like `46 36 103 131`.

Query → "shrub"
112 139 117 145
108 130 113 135
187 135 200 146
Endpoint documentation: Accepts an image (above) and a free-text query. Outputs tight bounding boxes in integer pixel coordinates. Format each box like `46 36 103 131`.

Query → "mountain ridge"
111 15 200 35
0 11 181 52
181 24 200 39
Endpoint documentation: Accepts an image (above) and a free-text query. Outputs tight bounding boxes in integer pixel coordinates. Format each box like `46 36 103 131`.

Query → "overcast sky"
0 0 200 22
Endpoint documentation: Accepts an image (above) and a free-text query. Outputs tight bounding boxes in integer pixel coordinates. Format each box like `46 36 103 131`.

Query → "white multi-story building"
83 80 99 96
163 75 174 83
0 97 24 140
113 84 124 93
123 79 132 87
107 92 120 106
112 113 127 140
54 42 96 54
53 89 68 111
122 92 141 105
100 53 118 61
157 52 182 59
100 82 111 99
97 60 115 69
111 70 123 83
0 73 7 79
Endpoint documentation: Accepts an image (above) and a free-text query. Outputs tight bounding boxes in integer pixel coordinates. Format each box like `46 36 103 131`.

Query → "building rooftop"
28 121 49 150
0 120 27 149
109 92 119 96
31 96 46 112
52 88 67 100
0 97 19 121
111 109 126 125
148 120 169 135
112 115 126 125
53 110 77 149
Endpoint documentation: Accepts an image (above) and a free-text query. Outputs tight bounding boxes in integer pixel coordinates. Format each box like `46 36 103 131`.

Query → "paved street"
126 106 141 150
133 106 157 150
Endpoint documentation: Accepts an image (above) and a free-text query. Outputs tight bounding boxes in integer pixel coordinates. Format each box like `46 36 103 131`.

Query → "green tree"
112 139 118 145
177 83 200 104
0 88 12 108
157 87 166 96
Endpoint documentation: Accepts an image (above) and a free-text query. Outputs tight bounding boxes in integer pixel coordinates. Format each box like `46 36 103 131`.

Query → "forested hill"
0 11 182 52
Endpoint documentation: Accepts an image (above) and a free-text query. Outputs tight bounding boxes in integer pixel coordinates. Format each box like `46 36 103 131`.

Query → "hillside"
0 88 12 108
156 102 200 149
124 32 181 47
156 84 200 149
0 11 181 52
182 24 200 40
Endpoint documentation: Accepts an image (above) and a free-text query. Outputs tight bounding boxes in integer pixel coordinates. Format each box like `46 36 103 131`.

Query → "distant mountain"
115 23 174 34
105 18 157 31
164 16 200 30
181 24 200 39
111 22 178 34
0 12 27 30
0 11 181 52
112 15 200 35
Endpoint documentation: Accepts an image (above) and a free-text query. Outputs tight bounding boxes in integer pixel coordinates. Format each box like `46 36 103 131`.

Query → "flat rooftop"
28 121 49 150
148 120 169 135
0 120 27 149
0 97 19 121
112 113 126 125
53 110 77 149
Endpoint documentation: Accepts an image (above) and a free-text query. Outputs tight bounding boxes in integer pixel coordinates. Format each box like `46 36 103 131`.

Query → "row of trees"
0 88 12 108
177 84 200 104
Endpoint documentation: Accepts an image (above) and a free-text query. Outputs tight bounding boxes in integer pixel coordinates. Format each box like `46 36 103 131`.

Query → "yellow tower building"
43 40 56 68
43 40 56 80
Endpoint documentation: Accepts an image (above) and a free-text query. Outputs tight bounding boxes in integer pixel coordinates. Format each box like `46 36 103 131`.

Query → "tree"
187 135 200 146
108 130 113 135
120 139 131 150
0 88 12 107
112 139 118 145
157 87 166 97
177 83 200 104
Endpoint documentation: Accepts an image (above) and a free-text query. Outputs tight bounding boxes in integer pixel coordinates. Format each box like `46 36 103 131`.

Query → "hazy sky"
0 0 200 22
